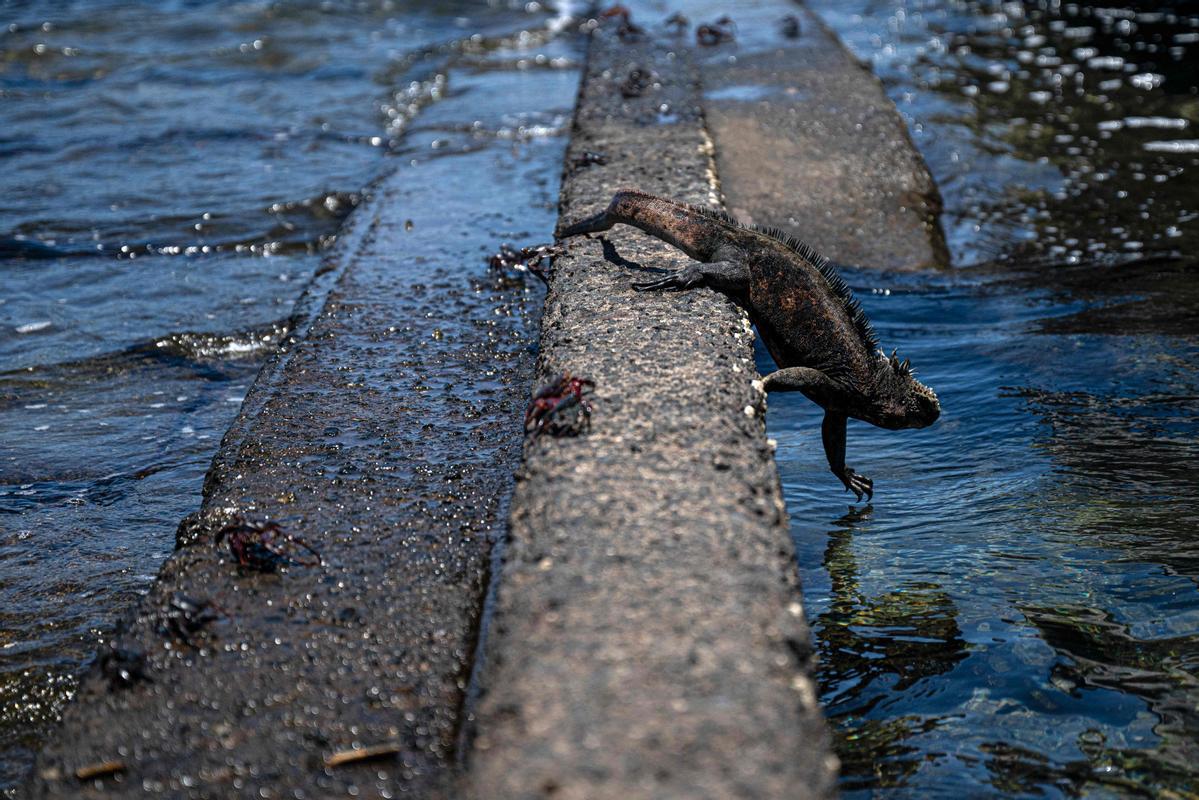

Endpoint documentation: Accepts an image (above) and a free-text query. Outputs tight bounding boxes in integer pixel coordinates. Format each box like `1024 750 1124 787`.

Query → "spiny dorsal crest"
887 348 914 378
679 200 880 351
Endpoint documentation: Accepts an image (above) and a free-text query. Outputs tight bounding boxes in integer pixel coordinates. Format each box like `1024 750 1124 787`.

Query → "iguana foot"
633 265 702 292
837 468 874 502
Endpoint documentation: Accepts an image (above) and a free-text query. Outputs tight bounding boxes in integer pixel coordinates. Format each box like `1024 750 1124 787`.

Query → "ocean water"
2 0 1198 796
774 1 1199 795
0 0 580 790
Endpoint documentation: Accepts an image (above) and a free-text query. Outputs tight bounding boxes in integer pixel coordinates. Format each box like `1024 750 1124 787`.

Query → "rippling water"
772 1 1199 796
3 0 1198 796
0 0 579 791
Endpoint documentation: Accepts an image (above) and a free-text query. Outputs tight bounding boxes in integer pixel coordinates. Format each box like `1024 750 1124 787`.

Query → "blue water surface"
0 0 581 791
770 1 1199 795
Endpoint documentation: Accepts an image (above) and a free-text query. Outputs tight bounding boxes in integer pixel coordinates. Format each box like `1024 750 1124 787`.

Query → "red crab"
664 12 689 35
215 517 321 571
524 373 595 438
600 4 644 41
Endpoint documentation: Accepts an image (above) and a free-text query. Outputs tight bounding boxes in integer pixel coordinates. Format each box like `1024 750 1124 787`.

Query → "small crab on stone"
159 592 222 645
664 12 689 35
525 373 596 438
571 150 608 171
215 516 321 572
488 243 560 285
97 646 151 690
696 16 736 46
599 4 644 42
620 67 652 98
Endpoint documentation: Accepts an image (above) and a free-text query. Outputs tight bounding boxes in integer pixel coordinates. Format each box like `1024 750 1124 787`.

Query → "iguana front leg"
632 260 748 294
819 410 873 502
761 367 874 502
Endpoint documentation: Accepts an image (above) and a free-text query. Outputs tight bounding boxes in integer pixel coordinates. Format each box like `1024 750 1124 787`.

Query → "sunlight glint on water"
777 0 1199 795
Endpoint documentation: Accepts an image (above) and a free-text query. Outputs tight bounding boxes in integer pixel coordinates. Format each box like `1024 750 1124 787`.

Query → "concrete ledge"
699 0 948 270
462 26 836 800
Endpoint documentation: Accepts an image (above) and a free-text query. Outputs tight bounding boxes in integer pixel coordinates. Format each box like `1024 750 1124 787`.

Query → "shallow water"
3 0 1198 796
0 0 578 790
770 1 1199 796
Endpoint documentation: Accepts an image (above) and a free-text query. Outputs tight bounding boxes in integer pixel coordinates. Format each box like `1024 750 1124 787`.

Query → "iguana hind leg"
632 260 748 293
760 368 874 502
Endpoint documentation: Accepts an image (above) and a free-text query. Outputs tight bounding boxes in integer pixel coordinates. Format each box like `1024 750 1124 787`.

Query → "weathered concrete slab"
21 145 549 798
691 0 948 270
461 25 836 800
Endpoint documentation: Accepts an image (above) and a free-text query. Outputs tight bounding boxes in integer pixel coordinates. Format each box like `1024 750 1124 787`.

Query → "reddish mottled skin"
559 189 940 501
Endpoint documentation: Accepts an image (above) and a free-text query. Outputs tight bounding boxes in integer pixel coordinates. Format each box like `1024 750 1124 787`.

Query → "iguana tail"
556 190 719 262
557 208 614 238
561 189 682 239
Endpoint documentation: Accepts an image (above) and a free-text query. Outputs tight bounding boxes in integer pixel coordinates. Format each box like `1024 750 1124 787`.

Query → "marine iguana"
558 189 940 501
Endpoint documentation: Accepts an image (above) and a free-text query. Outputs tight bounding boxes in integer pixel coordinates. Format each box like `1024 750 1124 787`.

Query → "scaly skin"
558 189 941 501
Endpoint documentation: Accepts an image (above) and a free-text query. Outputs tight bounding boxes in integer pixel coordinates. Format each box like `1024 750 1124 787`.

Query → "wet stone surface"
461 24 836 800
693 0 948 270
21 145 552 798
0 2 582 792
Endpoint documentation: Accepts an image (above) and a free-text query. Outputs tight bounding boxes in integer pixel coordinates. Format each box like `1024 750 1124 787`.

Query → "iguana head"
865 349 940 430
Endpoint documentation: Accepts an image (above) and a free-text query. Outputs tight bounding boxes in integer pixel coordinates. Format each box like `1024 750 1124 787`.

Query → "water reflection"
814 507 967 789
982 604 1199 796
1011 253 1199 337
780 3 1199 792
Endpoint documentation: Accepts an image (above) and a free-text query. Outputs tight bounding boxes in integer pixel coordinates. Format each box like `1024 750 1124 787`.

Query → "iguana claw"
840 468 874 502
633 266 701 292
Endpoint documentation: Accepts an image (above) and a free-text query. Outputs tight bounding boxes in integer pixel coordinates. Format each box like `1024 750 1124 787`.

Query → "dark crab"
215 517 321 572
487 243 560 285
664 12 689 34
160 592 222 645
696 16 736 46
570 150 608 171
620 67 652 98
599 4 644 42
97 646 151 689
525 373 595 438
780 14 802 39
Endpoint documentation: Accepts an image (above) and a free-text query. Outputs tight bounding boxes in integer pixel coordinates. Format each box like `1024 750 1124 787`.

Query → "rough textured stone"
697 0 948 271
461 25 837 800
